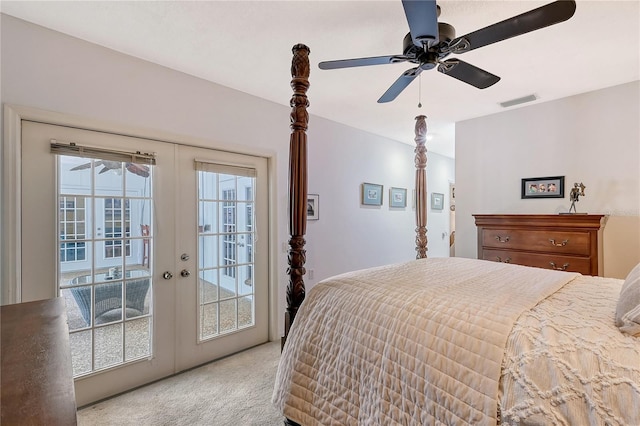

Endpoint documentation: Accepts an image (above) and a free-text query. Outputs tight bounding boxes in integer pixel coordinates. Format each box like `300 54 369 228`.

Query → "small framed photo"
307 194 319 220
361 182 383 206
521 176 565 199
431 192 444 210
389 187 407 208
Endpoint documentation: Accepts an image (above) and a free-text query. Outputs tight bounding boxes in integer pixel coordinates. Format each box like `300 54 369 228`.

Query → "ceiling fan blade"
402 0 439 47
378 67 423 103
437 59 500 89
319 55 410 70
449 0 576 54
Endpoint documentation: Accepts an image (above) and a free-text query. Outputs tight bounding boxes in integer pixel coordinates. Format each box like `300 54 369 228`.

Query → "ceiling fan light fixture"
499 94 538 108
319 0 576 103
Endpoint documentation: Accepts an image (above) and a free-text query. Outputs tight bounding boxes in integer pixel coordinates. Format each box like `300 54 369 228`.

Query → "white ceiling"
1 1 639 158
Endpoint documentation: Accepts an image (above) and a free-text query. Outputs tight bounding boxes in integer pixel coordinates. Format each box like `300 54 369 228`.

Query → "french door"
21 121 269 406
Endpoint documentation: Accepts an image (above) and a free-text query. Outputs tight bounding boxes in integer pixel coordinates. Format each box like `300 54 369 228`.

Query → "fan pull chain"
418 73 422 108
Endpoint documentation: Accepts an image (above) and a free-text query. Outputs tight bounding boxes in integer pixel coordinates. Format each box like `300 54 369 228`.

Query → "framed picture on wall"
389 187 407 208
521 176 565 199
361 182 383 206
431 192 444 210
307 194 319 220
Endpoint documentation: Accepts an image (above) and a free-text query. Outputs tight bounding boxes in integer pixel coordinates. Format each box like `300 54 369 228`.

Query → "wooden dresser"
1 297 77 425
473 214 605 275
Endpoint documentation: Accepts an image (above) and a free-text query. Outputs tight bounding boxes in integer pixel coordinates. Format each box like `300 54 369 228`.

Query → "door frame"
2 104 279 342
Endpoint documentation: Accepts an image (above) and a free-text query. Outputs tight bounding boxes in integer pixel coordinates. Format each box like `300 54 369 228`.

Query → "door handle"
162 271 173 280
180 269 191 277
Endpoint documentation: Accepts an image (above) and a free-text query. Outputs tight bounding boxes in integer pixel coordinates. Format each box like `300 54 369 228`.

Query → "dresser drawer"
482 249 592 274
481 228 591 256
474 214 604 276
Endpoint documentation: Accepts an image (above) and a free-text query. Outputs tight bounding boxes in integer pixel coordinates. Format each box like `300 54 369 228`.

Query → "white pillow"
615 262 640 337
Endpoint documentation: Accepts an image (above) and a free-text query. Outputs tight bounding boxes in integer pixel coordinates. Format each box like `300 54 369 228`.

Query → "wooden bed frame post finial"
414 115 428 259
283 44 310 349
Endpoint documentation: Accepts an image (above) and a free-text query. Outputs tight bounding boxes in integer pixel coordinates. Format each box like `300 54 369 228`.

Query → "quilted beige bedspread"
272 257 580 425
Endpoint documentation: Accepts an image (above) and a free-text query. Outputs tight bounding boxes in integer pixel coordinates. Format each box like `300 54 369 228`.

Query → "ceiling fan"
318 0 577 103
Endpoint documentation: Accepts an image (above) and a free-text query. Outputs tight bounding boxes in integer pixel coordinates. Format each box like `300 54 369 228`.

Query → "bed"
274 44 640 425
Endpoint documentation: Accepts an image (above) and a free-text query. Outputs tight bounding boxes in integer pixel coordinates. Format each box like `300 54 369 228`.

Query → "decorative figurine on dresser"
473 214 605 276
567 182 586 214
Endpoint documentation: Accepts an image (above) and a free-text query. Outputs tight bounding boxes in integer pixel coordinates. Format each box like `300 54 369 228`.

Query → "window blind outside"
50 140 156 165
194 160 256 178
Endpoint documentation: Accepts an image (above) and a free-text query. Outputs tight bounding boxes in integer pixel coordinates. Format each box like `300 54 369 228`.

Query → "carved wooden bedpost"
283 44 310 348
414 115 428 258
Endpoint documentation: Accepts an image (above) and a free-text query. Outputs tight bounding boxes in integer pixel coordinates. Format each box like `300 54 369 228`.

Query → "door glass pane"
94 161 124 196
198 169 256 341
125 318 151 361
57 155 153 377
94 323 123 370
199 269 219 303
199 235 218 269
69 330 92 376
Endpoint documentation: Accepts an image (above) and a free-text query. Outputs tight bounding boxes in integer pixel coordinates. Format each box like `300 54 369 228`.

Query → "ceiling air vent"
499 94 537 108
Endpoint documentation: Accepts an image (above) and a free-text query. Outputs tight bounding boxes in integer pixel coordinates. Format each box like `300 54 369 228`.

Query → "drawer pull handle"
549 262 570 271
494 235 510 243
549 238 568 247
496 256 511 263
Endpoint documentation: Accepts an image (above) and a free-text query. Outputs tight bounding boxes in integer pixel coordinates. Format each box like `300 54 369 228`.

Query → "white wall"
456 81 640 279
305 123 455 286
0 15 454 334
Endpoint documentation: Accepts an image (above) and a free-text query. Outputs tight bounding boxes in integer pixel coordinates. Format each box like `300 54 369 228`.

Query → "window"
246 186 253 282
195 164 259 341
222 189 236 277
59 196 86 262
104 198 131 258
53 152 154 378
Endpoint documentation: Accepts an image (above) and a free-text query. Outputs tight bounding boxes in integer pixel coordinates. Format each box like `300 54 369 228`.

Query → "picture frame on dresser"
521 176 564 199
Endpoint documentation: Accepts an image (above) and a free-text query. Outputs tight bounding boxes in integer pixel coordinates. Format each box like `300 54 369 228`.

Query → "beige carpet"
78 342 284 426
